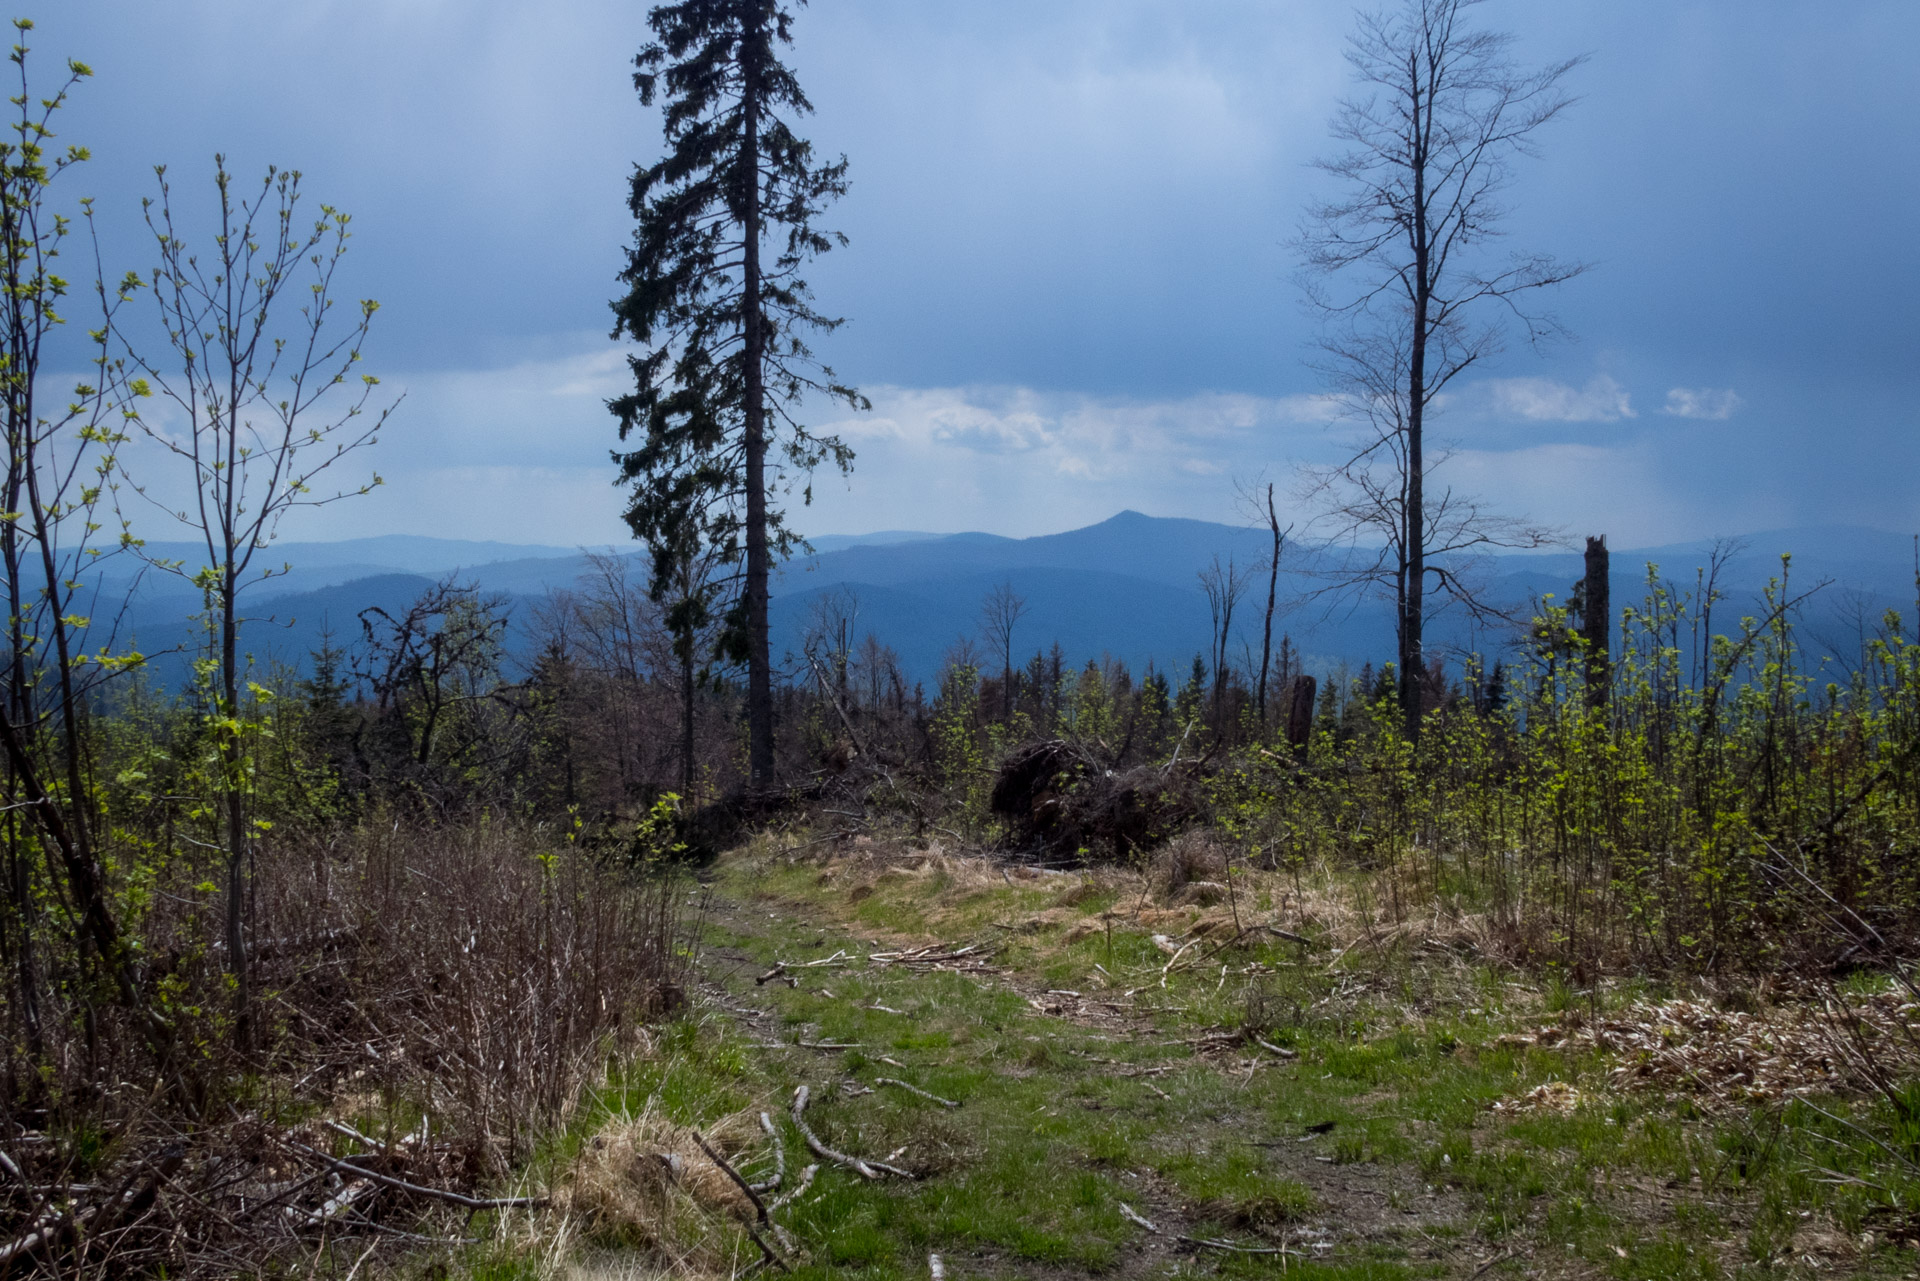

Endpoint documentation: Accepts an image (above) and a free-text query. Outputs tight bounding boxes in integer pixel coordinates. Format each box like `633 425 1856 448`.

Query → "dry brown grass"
1505 991 1920 1109
0 813 698 1278
561 1105 763 1263
1149 830 1228 899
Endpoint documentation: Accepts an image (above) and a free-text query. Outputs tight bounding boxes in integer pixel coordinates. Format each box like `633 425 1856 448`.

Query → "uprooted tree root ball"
989 738 1207 860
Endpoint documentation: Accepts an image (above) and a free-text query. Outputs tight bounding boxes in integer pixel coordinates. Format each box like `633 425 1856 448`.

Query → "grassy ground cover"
502 832 1920 1281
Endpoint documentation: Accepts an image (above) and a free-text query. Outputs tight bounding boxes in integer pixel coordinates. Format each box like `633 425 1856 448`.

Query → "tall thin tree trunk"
680 635 696 796
1002 642 1013 724
741 35 773 787
222 577 251 1052
1257 483 1280 722
1401 57 1431 746
2 496 40 1057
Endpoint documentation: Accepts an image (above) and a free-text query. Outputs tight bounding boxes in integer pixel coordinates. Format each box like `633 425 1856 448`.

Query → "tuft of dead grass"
562 1105 764 1261
1150 831 1229 899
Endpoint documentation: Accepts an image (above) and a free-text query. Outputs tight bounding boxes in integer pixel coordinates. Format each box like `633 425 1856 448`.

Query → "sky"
35 0 1920 548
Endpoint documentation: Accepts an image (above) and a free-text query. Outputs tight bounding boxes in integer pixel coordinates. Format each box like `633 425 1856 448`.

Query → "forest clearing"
7 0 1917 1276
504 831 1920 1280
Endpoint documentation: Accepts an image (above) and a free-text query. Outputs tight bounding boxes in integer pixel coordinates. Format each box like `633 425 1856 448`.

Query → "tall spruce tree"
612 0 864 785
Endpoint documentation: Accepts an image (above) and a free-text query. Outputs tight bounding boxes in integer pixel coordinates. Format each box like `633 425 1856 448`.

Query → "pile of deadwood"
989 738 1210 860
1507 989 1920 1110
741 731 1217 861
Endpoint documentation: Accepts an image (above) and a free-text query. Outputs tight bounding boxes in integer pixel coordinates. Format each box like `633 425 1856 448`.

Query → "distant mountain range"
87 514 1918 690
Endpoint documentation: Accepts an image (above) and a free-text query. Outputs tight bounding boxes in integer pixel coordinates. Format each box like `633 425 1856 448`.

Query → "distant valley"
100 514 1918 690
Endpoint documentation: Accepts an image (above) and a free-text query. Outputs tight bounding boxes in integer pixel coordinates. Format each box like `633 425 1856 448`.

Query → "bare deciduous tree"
1198 555 1252 726
979 581 1029 723
1236 479 1294 722
1298 0 1583 741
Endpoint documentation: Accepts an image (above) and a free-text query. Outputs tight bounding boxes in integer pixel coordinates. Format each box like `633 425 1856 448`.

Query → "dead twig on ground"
789 1086 915 1180
873 1078 960 1109
289 1141 547 1213
750 1112 785 1193
691 1130 790 1274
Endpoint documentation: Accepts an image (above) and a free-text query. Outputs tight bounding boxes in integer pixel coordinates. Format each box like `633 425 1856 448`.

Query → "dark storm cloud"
34 1 1920 543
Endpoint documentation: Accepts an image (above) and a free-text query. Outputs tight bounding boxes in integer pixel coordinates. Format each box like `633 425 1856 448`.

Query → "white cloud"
802 384 1352 534
219 356 1350 544
1662 387 1743 420
1485 375 1637 423
140 338 1758 551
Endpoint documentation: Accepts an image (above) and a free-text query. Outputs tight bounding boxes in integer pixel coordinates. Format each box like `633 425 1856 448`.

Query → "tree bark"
681 630 696 795
1285 674 1317 751
1400 51 1432 746
741 29 774 787
1582 535 1610 710
222 573 251 1052
1257 484 1280 723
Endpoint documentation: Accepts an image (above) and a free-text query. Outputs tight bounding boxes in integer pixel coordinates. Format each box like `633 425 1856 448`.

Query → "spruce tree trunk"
741 39 774 787
680 634 696 795
1286 673 1317 751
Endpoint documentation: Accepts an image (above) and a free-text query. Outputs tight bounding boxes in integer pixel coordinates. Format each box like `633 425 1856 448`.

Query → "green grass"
486 840 1920 1279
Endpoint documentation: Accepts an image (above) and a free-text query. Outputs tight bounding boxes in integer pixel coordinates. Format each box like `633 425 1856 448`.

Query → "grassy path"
566 840 1917 1280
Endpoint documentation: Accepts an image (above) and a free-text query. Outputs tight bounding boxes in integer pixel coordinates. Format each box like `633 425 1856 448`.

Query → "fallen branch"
289 1142 547 1212
692 1131 790 1274
692 1131 771 1225
874 1078 960 1109
1253 1036 1299 1060
1470 1248 1519 1278
0 1206 65 1268
790 1086 915 1180
870 943 990 966
766 1163 817 1213
760 951 854 984
750 1112 785 1194
1074 1054 1177 1077
0 1147 185 1267
291 1178 375 1226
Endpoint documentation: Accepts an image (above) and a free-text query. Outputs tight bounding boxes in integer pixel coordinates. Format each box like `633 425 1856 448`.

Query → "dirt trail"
684 876 1506 1280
